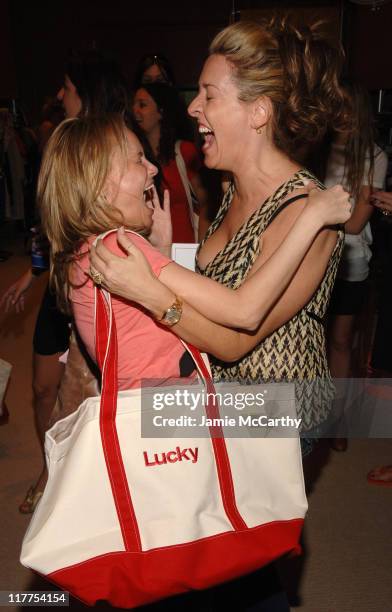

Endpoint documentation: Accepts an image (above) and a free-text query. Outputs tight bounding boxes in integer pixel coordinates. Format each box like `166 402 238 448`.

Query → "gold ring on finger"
90 268 104 285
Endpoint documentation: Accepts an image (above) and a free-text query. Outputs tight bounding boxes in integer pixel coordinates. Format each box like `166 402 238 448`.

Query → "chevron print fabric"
196 170 344 432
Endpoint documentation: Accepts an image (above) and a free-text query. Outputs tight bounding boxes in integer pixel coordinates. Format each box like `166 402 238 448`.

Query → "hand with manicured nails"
370 189 392 215
89 228 157 305
147 187 172 256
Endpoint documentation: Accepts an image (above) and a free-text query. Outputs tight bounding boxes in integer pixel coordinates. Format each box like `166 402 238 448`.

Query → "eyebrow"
200 82 220 90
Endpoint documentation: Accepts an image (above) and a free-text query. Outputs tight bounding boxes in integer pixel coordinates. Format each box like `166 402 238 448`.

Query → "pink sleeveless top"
70 232 187 390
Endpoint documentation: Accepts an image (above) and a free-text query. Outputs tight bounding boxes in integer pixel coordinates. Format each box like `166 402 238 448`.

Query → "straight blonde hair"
39 115 139 313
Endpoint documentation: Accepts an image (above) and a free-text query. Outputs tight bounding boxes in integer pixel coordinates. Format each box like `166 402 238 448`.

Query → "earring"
256 127 262 134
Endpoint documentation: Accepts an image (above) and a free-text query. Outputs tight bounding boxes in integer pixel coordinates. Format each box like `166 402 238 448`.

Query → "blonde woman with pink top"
38 111 350 611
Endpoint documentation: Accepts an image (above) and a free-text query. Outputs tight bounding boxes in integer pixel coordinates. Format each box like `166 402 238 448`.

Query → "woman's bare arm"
345 186 373 235
90 185 350 331
123 209 339 361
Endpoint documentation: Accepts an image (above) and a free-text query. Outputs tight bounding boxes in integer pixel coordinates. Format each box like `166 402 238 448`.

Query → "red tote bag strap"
179 342 247 530
93 230 247 542
95 286 142 551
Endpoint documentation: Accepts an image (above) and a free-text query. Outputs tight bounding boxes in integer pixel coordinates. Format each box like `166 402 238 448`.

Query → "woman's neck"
232 144 301 213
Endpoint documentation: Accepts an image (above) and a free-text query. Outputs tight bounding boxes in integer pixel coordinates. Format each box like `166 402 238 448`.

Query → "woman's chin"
203 154 218 170
203 147 226 171
143 217 154 234
204 155 225 171
122 217 152 235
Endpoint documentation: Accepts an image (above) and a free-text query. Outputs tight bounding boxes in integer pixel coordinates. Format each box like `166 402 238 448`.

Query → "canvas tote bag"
21 245 307 608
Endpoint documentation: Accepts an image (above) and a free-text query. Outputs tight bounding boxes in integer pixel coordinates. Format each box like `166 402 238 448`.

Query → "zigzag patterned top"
196 169 344 431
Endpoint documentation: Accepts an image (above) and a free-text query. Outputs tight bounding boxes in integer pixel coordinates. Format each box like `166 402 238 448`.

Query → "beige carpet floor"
0 224 391 611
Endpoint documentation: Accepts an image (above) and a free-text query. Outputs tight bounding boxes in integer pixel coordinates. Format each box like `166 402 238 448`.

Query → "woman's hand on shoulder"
89 228 157 304
304 183 351 228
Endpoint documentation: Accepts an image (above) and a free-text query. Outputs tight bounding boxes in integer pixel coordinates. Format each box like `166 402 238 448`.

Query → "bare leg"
33 352 65 443
19 352 65 513
327 314 356 379
30 353 64 491
327 314 356 451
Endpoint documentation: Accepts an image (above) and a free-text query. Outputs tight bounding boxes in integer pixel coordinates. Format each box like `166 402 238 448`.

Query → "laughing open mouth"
199 125 214 149
143 186 154 207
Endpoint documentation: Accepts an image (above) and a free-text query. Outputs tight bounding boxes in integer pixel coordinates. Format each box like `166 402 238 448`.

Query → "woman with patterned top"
91 18 350 436
89 17 351 610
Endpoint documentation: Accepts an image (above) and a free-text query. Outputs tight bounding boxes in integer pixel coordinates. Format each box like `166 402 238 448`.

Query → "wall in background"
6 0 231 122
0 0 17 99
2 0 392 123
346 2 392 90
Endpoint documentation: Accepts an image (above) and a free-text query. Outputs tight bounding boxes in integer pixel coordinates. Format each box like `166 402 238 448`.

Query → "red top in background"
162 140 201 243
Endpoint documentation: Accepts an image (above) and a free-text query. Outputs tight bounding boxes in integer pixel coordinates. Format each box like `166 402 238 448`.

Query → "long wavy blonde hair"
39 114 140 313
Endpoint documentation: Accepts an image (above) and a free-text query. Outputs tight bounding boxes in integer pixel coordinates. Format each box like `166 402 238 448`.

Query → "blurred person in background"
369 188 392 378
1 49 153 514
35 97 64 154
133 82 211 241
324 81 388 451
133 53 175 87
